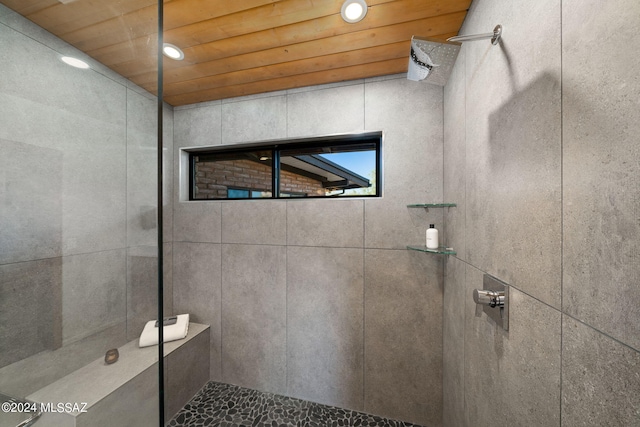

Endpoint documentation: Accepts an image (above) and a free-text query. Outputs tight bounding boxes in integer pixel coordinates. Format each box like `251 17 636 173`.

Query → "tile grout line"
285 200 289 396
362 80 367 411
559 0 564 423
450 255 640 356
362 199 367 411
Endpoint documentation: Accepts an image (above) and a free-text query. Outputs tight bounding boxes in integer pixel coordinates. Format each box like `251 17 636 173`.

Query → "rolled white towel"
138 314 190 348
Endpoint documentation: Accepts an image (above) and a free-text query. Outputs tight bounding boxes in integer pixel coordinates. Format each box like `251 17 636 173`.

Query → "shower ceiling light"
163 43 184 60
60 56 90 69
341 0 367 23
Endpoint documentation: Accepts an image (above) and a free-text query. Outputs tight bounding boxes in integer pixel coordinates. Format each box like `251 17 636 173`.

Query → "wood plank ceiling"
1 0 472 106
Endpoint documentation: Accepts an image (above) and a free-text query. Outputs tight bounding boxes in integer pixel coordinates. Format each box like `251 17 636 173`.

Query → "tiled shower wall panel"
172 77 444 426
0 5 173 390
443 0 640 426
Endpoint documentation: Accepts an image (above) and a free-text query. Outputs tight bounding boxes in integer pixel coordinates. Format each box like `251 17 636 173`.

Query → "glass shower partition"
0 1 165 425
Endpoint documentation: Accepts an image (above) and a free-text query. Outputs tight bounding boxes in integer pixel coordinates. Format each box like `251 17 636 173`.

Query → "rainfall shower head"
407 36 461 85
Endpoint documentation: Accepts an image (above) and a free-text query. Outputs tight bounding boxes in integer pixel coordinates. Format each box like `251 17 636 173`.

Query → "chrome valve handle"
473 289 505 308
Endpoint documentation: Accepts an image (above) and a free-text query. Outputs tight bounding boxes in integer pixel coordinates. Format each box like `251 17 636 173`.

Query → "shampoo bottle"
426 224 439 249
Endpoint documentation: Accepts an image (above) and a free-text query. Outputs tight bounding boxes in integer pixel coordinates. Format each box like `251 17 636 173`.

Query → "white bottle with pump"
426 224 439 249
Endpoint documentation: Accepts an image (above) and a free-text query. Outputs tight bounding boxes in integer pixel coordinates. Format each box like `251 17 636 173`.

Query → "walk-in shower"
0 0 166 425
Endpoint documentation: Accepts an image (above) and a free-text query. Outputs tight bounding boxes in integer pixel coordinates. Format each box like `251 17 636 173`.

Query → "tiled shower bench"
26 323 210 427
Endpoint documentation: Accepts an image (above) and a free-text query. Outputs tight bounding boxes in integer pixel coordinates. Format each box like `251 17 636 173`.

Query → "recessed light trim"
61 56 90 69
163 43 184 60
341 0 367 23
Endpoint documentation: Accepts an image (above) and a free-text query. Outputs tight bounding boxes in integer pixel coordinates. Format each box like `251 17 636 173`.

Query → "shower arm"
447 24 502 45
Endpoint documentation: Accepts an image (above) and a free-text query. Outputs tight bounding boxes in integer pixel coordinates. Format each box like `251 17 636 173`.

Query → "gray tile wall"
0 4 173 392
443 0 640 425
172 76 444 426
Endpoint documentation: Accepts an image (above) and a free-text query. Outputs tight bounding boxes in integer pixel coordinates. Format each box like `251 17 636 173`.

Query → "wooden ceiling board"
163 0 357 48
88 0 467 71
162 0 469 66
0 0 58 16
0 0 472 106
63 5 158 51
163 0 285 31
26 0 156 36
162 41 411 98
160 12 467 83
87 0 350 65
126 10 466 88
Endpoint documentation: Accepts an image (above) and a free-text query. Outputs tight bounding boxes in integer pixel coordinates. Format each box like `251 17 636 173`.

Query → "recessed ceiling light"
163 43 184 60
60 56 90 69
341 0 368 23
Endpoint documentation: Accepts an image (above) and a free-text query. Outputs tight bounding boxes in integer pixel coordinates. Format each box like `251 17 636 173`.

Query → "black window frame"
187 132 382 200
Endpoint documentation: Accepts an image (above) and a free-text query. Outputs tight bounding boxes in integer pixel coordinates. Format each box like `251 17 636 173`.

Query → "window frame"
186 132 382 201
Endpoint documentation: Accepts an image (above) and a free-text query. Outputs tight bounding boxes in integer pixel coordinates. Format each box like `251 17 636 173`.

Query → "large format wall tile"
364 249 442 426
0 24 129 256
126 244 173 341
126 90 158 248
0 258 62 368
461 0 562 310
562 316 640 426
173 242 222 380
222 201 287 245
126 248 158 340
287 246 364 410
172 103 222 245
173 102 222 148
442 256 465 427
464 52 562 309
443 48 466 259
0 140 62 264
221 244 287 394
287 199 363 248
0 91 128 256
221 95 287 144
287 83 364 137
173 202 221 243
364 77 442 199
562 0 640 351
60 126 127 255
62 249 127 345
163 104 175 244
364 77 443 250
162 241 174 317
464 264 561 427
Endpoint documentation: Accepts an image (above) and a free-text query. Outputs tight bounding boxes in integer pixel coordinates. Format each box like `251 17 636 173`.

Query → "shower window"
188 132 381 200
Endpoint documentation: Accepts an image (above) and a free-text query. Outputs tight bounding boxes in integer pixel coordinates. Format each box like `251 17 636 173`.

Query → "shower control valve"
473 289 505 308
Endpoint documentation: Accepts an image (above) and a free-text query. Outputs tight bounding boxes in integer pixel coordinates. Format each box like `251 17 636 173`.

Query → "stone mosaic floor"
167 381 424 427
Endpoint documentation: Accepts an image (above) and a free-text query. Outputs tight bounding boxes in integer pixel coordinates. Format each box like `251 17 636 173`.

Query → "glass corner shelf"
407 203 457 208
406 245 457 255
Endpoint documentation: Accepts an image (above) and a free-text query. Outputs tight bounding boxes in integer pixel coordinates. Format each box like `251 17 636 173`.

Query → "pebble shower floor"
167 381 425 427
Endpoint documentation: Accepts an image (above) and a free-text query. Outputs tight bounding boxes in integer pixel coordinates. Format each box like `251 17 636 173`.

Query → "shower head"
407 36 461 85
